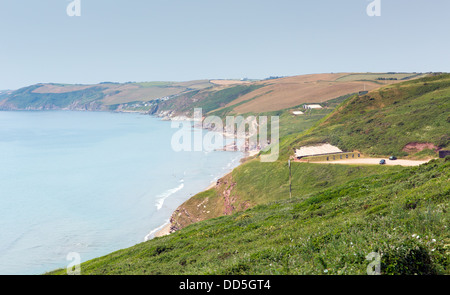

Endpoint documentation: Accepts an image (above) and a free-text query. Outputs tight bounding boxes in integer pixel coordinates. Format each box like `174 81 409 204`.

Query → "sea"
0 111 243 275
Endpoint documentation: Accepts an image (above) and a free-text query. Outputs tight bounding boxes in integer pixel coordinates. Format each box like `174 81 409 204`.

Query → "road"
309 158 431 166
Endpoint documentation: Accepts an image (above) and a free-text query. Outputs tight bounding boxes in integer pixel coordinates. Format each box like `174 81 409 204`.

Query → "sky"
0 0 449 90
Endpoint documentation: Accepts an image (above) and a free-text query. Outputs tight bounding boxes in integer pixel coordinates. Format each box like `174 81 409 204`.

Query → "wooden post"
288 160 292 199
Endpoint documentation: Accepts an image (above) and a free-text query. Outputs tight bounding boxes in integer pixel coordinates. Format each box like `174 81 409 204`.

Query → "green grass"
48 159 450 275
171 159 403 229
228 159 403 207
167 153 406 232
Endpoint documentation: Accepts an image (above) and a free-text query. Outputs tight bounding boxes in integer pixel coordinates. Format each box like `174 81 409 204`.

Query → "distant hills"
153 72 429 118
0 80 214 112
0 72 428 115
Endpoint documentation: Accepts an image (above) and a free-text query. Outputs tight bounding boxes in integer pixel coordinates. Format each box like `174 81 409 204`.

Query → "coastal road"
309 158 431 166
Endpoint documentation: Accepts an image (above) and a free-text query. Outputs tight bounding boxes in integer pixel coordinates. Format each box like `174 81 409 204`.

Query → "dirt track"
310 158 431 167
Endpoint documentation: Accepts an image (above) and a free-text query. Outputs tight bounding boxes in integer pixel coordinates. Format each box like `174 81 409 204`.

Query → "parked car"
389 156 397 160
379 159 386 165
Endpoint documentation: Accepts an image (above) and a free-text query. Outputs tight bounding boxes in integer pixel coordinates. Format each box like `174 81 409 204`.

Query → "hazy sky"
0 0 449 89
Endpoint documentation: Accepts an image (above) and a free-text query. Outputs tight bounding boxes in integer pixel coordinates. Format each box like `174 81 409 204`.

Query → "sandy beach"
151 152 252 239
150 122 259 240
154 222 171 238
152 175 223 238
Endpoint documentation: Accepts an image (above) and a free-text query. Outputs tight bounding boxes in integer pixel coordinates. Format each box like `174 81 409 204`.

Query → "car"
379 159 386 165
389 156 397 160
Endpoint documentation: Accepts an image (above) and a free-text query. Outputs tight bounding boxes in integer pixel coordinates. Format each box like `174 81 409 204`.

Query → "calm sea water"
0 111 243 275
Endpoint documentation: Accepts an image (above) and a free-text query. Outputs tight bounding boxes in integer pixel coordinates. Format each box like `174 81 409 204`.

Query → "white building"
295 143 343 159
303 104 323 110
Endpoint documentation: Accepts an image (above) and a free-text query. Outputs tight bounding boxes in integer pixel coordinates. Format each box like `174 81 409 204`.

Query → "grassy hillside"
48 159 449 275
166 93 374 231
0 80 214 111
155 84 265 117
170 160 405 231
167 73 450 249
279 73 450 159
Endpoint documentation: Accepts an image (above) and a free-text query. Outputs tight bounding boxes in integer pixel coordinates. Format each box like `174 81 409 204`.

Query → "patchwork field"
218 73 405 114
102 80 214 105
336 73 427 82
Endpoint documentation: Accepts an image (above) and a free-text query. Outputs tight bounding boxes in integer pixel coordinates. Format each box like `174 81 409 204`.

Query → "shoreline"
149 113 260 240
153 222 172 238
151 150 256 239
151 167 236 239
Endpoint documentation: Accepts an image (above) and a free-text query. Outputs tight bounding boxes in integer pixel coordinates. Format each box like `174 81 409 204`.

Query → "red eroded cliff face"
402 142 440 153
168 173 252 234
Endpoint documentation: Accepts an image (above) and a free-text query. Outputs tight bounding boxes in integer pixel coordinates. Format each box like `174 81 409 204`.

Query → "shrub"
222 262 251 275
381 240 437 275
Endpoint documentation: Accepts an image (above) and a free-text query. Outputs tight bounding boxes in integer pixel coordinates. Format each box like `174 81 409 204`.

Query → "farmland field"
224 74 386 113
336 73 426 82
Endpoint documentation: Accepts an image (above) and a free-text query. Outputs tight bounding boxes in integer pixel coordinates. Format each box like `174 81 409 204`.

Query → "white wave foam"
155 183 184 211
144 220 170 242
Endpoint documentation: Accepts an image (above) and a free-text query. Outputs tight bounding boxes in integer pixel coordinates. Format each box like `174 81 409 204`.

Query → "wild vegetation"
169 160 404 231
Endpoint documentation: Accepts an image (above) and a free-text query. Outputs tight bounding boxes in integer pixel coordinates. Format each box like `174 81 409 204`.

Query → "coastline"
152 170 228 238
151 149 257 239
153 222 172 238
151 166 235 239
149 112 260 240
